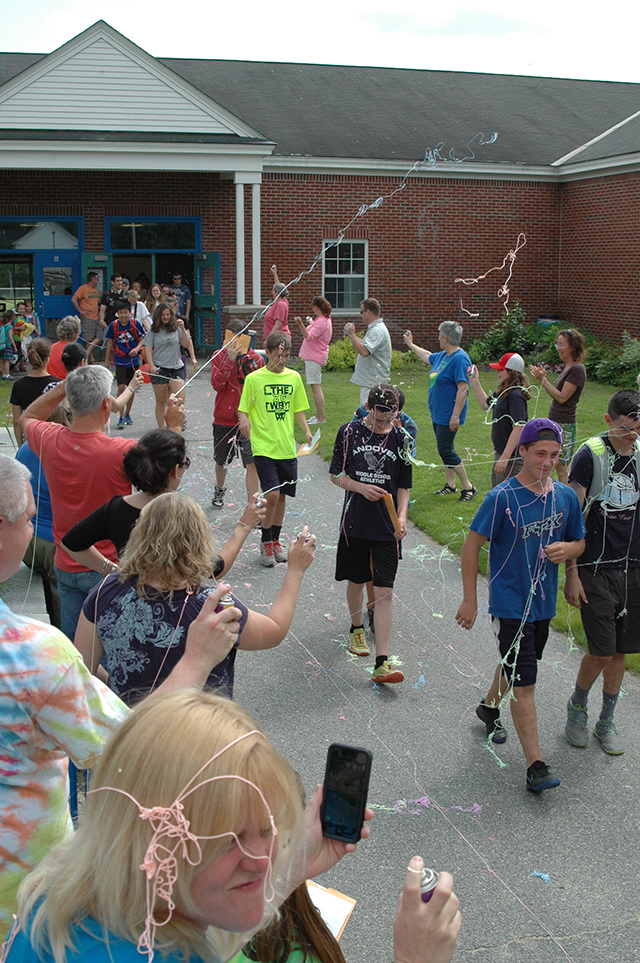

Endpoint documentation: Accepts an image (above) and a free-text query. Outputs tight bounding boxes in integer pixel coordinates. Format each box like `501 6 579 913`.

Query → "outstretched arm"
403 329 433 365
239 527 317 649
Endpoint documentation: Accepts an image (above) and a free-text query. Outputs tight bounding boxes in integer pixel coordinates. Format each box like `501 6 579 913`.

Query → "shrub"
325 335 358 371
593 331 640 387
466 301 541 363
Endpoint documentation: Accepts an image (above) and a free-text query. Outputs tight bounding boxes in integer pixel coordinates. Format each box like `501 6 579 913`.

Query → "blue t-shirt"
427 349 471 426
4 916 207 962
106 318 145 368
470 478 586 621
15 443 54 543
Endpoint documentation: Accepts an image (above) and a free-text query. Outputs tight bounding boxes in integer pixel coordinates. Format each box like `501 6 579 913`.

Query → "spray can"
218 592 235 610
420 867 439 903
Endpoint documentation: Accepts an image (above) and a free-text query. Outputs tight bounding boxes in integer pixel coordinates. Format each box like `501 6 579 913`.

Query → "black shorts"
579 566 640 656
253 455 298 497
213 424 254 468
150 366 184 386
335 535 400 588
492 617 551 687
115 364 138 386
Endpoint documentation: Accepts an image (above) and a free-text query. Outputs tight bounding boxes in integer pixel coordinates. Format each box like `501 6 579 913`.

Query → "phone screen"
320 743 373 842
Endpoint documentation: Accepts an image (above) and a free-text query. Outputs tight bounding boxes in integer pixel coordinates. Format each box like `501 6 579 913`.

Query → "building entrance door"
34 251 80 336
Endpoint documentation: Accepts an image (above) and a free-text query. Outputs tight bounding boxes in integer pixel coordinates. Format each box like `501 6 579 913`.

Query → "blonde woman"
6 692 458 963
74 493 316 704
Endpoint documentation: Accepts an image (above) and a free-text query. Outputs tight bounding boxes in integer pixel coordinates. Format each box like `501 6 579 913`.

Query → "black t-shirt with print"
570 435 640 568
330 420 412 541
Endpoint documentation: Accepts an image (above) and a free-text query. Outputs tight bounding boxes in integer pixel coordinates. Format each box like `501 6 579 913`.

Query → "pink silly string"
89 730 278 963
455 233 527 316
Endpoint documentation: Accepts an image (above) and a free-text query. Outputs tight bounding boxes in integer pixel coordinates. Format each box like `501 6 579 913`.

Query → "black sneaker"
476 701 507 744
526 760 560 793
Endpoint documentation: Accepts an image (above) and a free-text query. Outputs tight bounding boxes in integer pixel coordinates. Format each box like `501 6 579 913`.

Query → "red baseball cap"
489 352 525 373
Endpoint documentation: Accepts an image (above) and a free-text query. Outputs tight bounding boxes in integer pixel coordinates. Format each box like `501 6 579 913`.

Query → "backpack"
580 434 640 521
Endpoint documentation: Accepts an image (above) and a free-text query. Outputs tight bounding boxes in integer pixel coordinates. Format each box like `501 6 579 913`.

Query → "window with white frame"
323 240 367 311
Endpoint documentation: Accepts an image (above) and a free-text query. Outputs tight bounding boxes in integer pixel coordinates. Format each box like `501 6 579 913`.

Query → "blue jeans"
432 421 462 467
54 565 102 642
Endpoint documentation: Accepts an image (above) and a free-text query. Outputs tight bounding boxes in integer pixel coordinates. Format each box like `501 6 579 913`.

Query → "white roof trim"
0 21 266 139
0 139 272 173
551 108 640 167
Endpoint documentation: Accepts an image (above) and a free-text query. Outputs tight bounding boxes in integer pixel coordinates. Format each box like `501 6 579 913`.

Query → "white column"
235 182 245 306
251 182 261 305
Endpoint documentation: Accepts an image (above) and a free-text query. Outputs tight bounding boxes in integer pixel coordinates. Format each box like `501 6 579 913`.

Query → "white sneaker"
260 541 275 567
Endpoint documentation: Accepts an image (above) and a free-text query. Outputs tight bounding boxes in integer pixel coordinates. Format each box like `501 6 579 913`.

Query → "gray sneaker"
594 717 624 755
565 699 588 748
211 485 226 509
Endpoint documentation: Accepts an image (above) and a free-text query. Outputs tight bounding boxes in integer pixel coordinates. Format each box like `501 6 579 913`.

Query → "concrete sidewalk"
3 368 639 962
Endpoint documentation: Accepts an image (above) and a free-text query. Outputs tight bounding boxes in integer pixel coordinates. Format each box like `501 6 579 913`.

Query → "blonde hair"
18 691 304 963
119 493 217 596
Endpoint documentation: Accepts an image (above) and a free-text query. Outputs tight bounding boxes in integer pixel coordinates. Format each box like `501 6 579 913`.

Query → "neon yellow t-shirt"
238 366 308 459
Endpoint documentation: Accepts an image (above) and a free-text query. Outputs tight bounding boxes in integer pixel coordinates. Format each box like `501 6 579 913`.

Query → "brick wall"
261 173 561 350
6 166 635 352
558 170 640 340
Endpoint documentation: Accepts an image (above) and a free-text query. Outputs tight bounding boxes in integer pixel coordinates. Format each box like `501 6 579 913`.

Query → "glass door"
34 251 81 336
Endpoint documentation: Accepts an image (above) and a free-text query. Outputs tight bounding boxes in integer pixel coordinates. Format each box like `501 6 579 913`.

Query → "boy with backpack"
564 389 640 755
104 299 146 428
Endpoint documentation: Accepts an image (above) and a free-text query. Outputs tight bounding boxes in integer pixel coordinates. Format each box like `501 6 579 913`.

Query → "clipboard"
306 879 356 940
222 329 251 355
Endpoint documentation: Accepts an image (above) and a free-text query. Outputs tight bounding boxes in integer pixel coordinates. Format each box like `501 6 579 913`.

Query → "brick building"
0 21 638 349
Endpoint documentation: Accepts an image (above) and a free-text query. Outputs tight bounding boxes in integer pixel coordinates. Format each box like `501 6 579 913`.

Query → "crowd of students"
2 280 639 961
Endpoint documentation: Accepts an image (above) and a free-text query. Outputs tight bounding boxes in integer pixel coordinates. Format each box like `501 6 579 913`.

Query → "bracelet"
100 558 117 577
237 521 252 531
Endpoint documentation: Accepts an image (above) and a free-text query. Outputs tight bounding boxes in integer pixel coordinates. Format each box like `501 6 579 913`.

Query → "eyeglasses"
181 458 191 469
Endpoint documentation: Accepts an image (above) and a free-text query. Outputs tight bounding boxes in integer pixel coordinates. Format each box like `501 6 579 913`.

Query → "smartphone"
320 743 373 842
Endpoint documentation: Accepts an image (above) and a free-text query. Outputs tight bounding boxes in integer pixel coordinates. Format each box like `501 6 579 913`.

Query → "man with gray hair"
0 454 243 938
20 366 182 640
345 298 392 406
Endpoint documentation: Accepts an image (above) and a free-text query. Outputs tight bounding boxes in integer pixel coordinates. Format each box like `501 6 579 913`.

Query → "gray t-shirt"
350 317 392 387
142 326 182 370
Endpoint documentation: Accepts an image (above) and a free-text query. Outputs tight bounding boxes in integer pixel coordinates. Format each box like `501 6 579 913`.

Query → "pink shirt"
299 314 332 365
262 299 290 342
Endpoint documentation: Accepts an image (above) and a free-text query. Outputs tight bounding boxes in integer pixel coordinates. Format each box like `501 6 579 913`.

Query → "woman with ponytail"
10 338 59 446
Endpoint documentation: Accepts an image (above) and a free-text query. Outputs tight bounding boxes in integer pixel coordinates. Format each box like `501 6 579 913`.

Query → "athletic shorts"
81 317 102 344
492 617 551 687
213 424 254 468
253 455 297 497
304 360 323 385
335 534 400 588
115 364 138 386
150 366 184 386
558 422 577 466
579 566 640 656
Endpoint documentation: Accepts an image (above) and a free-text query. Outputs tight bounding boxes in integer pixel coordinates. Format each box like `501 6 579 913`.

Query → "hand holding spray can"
420 867 439 903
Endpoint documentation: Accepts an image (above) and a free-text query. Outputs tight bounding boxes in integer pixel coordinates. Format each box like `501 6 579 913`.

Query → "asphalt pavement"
3 367 639 963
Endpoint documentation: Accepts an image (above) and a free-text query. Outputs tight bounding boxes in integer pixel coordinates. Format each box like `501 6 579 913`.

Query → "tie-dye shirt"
0 599 128 940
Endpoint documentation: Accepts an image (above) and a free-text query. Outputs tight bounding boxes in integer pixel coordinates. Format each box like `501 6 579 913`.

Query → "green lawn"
309 366 640 674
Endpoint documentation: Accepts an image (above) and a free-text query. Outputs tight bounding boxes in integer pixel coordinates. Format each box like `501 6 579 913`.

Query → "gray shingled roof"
160 59 640 167
0 49 638 168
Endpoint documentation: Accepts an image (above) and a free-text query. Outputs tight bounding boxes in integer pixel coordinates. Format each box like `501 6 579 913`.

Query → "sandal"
434 484 457 495
458 486 478 502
